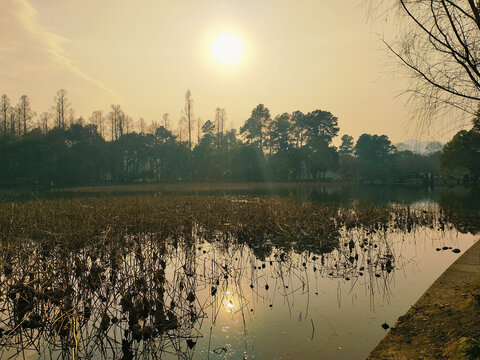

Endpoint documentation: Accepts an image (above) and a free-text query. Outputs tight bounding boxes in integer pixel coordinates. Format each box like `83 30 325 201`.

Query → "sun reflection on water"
222 290 244 317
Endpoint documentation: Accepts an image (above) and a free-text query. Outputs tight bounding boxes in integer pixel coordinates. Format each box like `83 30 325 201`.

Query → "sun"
211 33 244 65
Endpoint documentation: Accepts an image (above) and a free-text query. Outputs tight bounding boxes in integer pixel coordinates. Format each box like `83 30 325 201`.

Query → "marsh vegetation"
0 189 478 359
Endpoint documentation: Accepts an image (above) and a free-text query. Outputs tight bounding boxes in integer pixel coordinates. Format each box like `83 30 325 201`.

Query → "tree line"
0 89 477 187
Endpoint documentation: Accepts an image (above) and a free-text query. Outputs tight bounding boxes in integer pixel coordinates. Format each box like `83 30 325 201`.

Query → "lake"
0 184 478 359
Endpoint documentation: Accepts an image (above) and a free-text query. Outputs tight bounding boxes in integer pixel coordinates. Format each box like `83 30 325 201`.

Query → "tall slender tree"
18 95 34 136
15 105 22 136
215 107 226 151
196 117 202 144
163 113 169 130
9 105 16 135
139 117 146 135
53 89 70 129
40 112 50 134
124 115 132 135
178 113 187 142
108 104 123 141
0 95 10 134
67 108 75 128
185 90 193 160
89 110 105 138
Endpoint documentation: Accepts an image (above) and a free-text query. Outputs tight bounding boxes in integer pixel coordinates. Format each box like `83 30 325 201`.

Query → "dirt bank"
367 239 480 359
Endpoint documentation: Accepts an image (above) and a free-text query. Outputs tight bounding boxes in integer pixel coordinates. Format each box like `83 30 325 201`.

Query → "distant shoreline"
0 178 475 192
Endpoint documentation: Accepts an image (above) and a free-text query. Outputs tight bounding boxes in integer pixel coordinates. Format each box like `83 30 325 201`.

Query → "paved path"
367 238 480 359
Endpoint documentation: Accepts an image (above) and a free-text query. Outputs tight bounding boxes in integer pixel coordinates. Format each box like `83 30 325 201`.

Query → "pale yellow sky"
0 0 455 143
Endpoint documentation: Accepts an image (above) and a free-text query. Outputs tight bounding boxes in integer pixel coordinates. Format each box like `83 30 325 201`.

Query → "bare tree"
108 104 123 141
148 120 158 134
369 0 480 130
53 89 70 129
67 108 76 128
76 116 85 126
162 113 169 130
90 111 105 137
124 115 132 135
197 117 202 144
0 95 10 134
15 105 22 137
18 95 34 136
215 107 226 151
9 105 16 135
178 113 187 142
220 109 226 135
184 90 193 159
139 117 146 135
40 112 50 134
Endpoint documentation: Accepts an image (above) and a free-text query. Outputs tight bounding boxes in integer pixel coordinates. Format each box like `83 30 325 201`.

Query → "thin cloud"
0 0 118 98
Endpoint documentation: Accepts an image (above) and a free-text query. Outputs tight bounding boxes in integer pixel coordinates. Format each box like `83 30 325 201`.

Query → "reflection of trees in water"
0 184 461 207
0 203 467 359
204 184 445 207
0 236 205 359
439 187 480 234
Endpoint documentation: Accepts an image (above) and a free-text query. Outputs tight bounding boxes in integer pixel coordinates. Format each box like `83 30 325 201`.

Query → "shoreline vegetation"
0 180 477 203
3 93 478 189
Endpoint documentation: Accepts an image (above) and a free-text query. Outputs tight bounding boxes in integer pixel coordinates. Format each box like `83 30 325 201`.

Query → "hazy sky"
1 0 440 143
